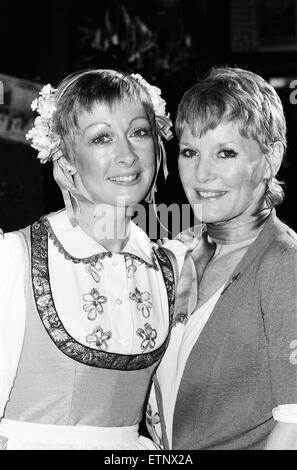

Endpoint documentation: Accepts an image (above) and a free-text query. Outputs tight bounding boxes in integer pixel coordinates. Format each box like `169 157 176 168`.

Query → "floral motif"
36 293 52 312
146 403 163 448
85 259 103 283
86 325 112 351
32 266 47 295
131 73 167 116
129 287 152 318
125 256 142 278
131 73 172 141
146 402 160 427
31 217 175 369
26 84 61 163
51 328 69 344
83 288 107 320
137 323 157 351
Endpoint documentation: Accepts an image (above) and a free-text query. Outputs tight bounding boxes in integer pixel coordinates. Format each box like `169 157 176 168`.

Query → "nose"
195 156 216 183
115 138 138 167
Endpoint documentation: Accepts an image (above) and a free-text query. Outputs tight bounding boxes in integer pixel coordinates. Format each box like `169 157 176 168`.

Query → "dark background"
1 0 297 232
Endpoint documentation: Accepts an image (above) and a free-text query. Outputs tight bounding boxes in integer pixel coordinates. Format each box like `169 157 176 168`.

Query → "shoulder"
0 232 26 300
256 217 297 290
0 232 25 266
262 217 297 263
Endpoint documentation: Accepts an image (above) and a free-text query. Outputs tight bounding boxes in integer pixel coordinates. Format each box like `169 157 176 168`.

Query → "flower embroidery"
33 267 46 295
137 323 157 351
86 325 112 351
31 218 174 369
85 259 103 283
51 328 69 344
36 293 52 312
125 256 142 278
146 403 163 448
83 288 107 320
129 288 152 318
146 402 160 428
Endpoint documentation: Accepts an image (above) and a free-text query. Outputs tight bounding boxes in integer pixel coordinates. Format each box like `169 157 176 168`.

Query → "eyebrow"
82 115 149 135
216 141 238 147
179 141 197 147
179 140 238 147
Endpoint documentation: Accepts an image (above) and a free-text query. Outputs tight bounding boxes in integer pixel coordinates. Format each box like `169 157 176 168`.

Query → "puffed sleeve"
0 233 26 418
261 242 297 407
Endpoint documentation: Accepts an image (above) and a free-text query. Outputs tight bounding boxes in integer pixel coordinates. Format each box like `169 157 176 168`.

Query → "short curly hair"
175 66 287 207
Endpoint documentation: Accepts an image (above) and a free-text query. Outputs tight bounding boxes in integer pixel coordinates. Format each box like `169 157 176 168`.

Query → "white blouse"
46 210 169 354
147 237 297 449
0 209 170 419
156 284 226 449
0 233 26 419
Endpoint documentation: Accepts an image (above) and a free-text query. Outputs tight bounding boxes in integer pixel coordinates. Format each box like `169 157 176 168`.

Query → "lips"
108 172 141 185
195 189 227 200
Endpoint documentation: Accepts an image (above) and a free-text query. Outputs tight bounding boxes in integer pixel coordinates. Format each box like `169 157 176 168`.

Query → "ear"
264 141 284 179
59 155 77 176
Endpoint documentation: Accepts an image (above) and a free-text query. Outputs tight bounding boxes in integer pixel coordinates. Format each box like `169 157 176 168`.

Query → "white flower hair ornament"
130 73 173 142
26 74 173 217
25 85 62 163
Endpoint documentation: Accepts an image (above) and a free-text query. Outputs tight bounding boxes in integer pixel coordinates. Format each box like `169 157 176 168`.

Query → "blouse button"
112 259 119 267
115 298 123 305
121 338 129 346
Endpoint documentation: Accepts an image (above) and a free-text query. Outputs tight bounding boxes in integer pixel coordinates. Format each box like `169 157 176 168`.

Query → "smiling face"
71 99 156 207
178 121 269 224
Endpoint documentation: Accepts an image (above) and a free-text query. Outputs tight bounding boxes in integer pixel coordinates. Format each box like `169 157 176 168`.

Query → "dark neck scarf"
207 200 271 245
173 198 271 322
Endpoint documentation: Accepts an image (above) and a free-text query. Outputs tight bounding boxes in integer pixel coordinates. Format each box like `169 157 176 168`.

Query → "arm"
0 233 26 418
261 242 297 449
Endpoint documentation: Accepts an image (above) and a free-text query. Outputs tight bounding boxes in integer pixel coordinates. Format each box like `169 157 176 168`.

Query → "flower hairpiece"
130 73 173 141
26 84 61 163
26 74 172 166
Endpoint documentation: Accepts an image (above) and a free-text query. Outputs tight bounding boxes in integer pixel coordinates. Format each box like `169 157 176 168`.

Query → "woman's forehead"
75 99 148 132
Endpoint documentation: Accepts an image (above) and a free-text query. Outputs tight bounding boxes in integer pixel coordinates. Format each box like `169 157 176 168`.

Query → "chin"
193 206 225 225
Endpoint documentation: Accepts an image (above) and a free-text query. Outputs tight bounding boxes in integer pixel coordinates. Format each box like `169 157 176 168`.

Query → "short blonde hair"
175 67 287 207
54 69 159 158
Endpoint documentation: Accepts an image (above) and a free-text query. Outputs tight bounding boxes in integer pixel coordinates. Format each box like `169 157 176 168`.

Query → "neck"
76 201 132 252
207 199 271 245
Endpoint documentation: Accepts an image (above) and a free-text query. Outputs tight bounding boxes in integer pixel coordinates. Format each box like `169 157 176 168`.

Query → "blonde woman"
0 69 174 450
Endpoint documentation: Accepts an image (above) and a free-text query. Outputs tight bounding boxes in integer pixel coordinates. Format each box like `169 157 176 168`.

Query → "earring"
59 155 77 175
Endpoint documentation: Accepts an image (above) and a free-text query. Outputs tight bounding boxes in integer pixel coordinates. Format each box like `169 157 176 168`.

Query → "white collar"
47 209 155 267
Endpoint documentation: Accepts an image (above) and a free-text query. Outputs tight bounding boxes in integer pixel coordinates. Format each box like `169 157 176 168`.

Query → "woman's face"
72 99 155 207
178 121 268 224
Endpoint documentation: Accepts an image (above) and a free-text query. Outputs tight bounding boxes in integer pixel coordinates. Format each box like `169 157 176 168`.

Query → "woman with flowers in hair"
0 69 174 450
147 67 297 450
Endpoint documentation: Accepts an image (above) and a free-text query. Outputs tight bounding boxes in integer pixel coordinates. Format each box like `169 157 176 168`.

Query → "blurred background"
1 0 297 232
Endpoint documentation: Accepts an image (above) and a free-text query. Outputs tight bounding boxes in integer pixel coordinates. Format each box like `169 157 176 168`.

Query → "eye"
218 149 238 159
130 127 151 138
91 133 112 144
179 148 198 158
